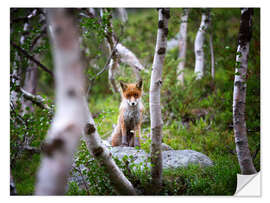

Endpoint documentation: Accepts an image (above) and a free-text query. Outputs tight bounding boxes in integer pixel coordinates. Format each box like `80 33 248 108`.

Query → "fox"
111 80 144 147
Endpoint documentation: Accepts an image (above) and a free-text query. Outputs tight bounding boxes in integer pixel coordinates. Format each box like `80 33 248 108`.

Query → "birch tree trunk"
35 8 88 195
104 9 143 92
149 8 170 194
117 8 128 23
209 32 215 79
11 20 29 108
208 11 215 79
116 43 144 80
194 10 210 79
10 67 21 107
104 8 120 93
22 63 38 114
233 8 257 175
177 8 189 84
83 100 136 195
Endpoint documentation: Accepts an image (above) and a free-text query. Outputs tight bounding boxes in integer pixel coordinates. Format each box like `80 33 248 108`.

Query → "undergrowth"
10 8 260 195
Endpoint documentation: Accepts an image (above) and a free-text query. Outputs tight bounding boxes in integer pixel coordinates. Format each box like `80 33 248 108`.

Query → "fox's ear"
120 81 127 91
136 79 143 90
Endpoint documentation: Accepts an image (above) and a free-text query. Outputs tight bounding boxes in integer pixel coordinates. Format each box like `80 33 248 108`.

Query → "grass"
11 8 260 195
12 153 40 195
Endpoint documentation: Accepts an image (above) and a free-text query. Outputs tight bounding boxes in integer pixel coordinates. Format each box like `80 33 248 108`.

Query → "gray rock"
162 150 213 168
110 146 150 170
110 147 213 170
68 146 213 190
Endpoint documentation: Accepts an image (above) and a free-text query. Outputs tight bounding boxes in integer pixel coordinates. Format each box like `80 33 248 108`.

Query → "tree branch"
20 87 53 114
11 42 53 77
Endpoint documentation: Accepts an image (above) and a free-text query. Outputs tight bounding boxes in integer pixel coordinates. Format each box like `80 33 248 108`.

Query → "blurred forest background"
10 8 260 195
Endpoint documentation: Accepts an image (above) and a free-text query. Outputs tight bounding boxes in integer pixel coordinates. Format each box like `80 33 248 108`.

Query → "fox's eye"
134 93 138 98
127 94 131 98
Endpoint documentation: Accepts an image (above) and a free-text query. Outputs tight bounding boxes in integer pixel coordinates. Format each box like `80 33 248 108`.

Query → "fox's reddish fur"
111 80 144 147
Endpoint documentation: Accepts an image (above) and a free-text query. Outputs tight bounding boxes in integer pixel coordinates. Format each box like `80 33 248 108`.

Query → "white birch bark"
22 63 38 114
35 9 88 195
10 67 20 107
116 43 144 80
194 11 210 79
149 8 170 193
83 100 136 195
104 9 144 91
89 8 95 16
108 56 120 93
233 8 257 175
177 8 189 84
11 20 29 108
20 87 52 114
208 11 215 79
117 8 128 23
209 32 215 79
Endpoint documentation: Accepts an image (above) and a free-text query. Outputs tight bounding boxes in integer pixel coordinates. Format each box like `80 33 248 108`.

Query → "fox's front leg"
121 123 128 146
134 125 141 147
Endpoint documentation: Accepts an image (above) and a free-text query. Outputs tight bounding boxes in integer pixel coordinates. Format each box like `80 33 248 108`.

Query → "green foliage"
10 8 260 195
68 141 117 195
162 157 238 195
12 153 41 195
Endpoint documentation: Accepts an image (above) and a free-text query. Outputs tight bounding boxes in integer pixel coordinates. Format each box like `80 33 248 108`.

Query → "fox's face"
120 80 143 107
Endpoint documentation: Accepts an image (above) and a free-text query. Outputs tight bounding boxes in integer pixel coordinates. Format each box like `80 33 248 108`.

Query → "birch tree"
35 8 88 195
150 8 170 194
194 9 210 79
22 64 38 114
208 11 215 79
177 8 189 84
103 9 144 93
233 8 257 175
83 101 136 195
117 8 128 23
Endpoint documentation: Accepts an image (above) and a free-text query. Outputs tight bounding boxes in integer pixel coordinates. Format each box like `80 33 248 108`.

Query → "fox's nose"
131 102 136 106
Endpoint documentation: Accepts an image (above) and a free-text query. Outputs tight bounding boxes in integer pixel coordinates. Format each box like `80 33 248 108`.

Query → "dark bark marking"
41 138 64 157
238 8 253 47
67 89 76 97
234 81 242 87
157 47 166 55
85 123 96 135
92 146 104 157
163 28 169 37
158 20 164 29
161 9 170 19
55 26 62 35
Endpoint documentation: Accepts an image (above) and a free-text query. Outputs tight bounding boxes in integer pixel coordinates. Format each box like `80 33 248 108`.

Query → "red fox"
111 80 144 147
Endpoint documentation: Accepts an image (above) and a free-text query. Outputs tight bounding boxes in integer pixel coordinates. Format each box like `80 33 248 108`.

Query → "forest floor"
11 8 260 195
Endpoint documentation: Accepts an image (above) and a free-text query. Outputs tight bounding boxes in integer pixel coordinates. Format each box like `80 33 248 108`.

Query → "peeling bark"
233 8 256 175
194 10 210 79
149 8 170 193
35 8 88 195
177 8 189 84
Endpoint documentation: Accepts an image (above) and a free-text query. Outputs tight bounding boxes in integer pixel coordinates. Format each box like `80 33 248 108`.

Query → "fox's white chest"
124 107 140 130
